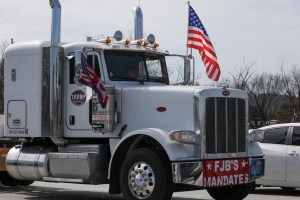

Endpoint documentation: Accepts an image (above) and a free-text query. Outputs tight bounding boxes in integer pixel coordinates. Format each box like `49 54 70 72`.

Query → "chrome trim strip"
43 177 84 183
42 48 50 136
204 152 247 159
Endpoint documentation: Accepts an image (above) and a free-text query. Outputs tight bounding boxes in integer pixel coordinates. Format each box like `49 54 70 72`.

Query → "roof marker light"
125 39 131 45
143 41 149 46
153 43 159 48
106 37 112 44
137 40 143 45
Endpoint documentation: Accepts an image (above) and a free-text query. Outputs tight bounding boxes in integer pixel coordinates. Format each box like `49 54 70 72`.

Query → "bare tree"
227 59 256 90
281 65 300 122
246 73 282 128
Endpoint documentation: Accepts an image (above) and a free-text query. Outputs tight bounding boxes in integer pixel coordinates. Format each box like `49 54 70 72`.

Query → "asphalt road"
0 182 299 200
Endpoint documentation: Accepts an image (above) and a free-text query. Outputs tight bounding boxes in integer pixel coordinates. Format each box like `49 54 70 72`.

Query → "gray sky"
1 0 300 83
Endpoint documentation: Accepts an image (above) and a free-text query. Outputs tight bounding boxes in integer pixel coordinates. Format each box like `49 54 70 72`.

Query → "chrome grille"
205 97 246 154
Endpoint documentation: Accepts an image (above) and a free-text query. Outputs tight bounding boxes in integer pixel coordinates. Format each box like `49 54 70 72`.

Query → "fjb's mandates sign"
203 158 250 187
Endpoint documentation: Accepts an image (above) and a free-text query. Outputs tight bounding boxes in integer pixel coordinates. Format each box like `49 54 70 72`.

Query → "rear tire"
0 172 34 186
281 187 296 191
207 182 254 200
17 180 35 186
120 148 173 200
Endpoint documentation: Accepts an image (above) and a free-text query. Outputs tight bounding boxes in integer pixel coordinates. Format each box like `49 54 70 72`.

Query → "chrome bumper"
172 161 203 186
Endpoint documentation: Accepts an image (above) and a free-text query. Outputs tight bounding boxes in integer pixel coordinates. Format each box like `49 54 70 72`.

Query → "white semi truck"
0 1 264 199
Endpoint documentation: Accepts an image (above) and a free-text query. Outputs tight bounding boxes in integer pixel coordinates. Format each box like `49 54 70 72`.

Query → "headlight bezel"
169 130 197 144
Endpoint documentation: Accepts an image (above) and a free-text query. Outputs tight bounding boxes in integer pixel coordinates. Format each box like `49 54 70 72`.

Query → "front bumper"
172 161 203 186
172 157 264 187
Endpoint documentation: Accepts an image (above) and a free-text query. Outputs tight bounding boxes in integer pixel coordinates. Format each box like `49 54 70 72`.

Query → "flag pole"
186 1 190 56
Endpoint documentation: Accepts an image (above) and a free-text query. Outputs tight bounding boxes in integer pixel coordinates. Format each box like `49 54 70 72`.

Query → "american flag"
79 51 108 109
187 5 221 82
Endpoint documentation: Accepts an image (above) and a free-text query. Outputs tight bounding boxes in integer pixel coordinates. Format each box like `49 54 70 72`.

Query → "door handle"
288 151 298 157
69 115 75 125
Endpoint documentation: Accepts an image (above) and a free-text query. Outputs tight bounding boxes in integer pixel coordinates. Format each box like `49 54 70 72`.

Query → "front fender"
108 128 199 179
112 128 197 161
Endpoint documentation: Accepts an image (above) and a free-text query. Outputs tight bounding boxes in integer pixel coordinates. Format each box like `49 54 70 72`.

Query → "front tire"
206 182 254 200
120 148 173 200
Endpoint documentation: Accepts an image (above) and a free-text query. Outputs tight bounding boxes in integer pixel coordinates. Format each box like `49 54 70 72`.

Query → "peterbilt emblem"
71 90 86 106
222 90 230 96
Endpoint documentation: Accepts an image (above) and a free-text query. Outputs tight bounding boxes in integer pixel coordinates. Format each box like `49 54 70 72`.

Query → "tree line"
221 60 300 128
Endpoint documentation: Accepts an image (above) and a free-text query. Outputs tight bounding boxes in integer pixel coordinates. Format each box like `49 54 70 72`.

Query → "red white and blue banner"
203 158 250 188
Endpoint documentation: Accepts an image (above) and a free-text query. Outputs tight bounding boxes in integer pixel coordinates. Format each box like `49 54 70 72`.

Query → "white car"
249 123 300 190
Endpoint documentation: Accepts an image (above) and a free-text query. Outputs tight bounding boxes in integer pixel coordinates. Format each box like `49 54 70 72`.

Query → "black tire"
0 172 34 186
0 172 18 186
120 148 173 200
17 180 34 186
206 182 254 200
281 187 296 191
250 182 256 193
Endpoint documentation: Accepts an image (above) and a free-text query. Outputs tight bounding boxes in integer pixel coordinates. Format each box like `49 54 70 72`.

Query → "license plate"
203 158 250 188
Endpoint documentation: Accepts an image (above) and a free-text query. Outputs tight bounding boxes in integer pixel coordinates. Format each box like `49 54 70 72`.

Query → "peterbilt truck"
0 1 264 200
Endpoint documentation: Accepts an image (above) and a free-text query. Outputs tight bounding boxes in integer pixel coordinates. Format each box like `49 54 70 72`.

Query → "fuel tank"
6 145 56 180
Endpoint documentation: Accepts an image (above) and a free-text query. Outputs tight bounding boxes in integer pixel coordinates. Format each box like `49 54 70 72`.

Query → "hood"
120 85 205 132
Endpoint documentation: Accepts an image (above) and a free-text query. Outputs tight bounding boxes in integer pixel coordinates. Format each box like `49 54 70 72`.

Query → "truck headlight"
170 130 197 144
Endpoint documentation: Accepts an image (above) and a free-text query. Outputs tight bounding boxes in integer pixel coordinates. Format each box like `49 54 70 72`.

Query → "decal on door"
71 90 86 106
203 158 250 188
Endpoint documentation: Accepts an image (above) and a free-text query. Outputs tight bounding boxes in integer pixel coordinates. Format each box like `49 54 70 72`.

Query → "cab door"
66 52 102 130
286 126 300 186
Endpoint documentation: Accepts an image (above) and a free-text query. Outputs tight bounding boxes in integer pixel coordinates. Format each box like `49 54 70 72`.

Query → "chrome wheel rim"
128 161 155 199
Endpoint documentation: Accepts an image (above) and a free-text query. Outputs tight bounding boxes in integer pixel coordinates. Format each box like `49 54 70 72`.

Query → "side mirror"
184 57 191 84
248 129 264 143
74 50 82 86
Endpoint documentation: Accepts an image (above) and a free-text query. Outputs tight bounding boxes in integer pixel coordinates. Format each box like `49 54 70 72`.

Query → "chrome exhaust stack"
50 0 61 46
132 6 143 40
49 0 65 146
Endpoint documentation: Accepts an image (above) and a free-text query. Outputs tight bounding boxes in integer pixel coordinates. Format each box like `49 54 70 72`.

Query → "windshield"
104 51 169 84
